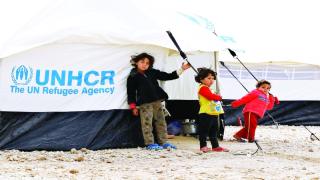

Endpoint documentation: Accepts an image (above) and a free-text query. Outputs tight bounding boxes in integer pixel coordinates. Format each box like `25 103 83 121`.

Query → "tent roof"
0 0 225 58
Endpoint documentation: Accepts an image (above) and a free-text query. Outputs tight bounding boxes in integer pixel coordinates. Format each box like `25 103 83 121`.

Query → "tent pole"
166 31 198 74
214 51 221 95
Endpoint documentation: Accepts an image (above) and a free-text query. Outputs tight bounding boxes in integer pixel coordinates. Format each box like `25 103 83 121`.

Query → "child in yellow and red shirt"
195 67 229 153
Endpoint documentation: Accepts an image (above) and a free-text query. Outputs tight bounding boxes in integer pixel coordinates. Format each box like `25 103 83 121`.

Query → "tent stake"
303 126 320 141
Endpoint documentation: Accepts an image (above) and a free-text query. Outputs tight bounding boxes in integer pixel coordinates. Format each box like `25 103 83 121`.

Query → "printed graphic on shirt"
258 95 268 102
210 101 222 112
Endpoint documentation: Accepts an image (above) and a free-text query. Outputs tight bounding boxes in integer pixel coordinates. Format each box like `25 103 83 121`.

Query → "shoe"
233 135 246 143
200 146 210 153
212 147 229 152
146 144 163 150
162 143 177 149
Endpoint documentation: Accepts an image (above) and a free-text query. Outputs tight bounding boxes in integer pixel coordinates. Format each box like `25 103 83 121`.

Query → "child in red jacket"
231 80 279 142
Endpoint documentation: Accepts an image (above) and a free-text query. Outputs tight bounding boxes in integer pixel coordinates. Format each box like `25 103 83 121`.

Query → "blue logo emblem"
11 65 33 85
214 101 221 112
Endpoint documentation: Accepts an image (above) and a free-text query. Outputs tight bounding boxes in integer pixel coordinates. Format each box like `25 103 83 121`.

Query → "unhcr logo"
11 65 33 85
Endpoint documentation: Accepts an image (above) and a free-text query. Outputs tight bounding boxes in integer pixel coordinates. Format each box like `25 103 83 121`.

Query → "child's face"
200 74 215 87
136 58 150 71
258 83 271 94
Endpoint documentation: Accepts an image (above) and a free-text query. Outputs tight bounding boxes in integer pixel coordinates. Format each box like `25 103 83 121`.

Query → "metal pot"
182 119 197 135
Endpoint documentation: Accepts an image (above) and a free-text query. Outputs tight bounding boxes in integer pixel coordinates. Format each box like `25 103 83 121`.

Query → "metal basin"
182 119 197 135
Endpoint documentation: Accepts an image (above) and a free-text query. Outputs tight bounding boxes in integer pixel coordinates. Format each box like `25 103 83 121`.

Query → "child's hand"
269 93 280 105
181 62 191 70
274 96 280 105
132 108 139 116
231 101 240 108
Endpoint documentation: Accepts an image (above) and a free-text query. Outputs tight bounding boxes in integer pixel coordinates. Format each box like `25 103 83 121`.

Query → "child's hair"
194 67 217 83
130 52 155 68
256 79 271 88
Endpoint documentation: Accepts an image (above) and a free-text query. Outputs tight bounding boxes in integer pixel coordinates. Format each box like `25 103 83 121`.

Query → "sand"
0 125 320 179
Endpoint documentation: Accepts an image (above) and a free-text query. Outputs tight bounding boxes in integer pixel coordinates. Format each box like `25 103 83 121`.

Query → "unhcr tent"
2 1 318 151
160 14 320 126
0 0 225 150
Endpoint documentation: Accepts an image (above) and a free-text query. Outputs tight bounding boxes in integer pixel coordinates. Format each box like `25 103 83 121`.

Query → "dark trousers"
198 113 219 148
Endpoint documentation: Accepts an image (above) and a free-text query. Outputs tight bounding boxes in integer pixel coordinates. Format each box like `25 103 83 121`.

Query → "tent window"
219 62 320 80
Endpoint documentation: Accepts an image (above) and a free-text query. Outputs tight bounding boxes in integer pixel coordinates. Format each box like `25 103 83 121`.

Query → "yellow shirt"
198 84 224 115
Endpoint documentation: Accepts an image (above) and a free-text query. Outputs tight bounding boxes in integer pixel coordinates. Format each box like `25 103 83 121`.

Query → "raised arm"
231 91 258 108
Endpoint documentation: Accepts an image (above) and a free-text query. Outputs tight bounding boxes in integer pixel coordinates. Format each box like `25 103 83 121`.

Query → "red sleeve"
274 96 280 104
231 91 258 108
129 103 136 110
199 86 222 101
266 94 275 110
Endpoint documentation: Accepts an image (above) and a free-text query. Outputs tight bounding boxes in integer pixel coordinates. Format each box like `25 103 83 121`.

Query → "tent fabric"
164 60 320 101
219 62 320 100
0 110 144 150
163 52 218 100
0 0 225 59
223 100 320 126
166 100 320 126
0 0 225 150
0 43 168 112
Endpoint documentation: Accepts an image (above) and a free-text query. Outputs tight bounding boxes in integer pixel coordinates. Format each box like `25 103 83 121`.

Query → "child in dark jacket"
127 52 190 150
195 67 229 153
232 79 279 142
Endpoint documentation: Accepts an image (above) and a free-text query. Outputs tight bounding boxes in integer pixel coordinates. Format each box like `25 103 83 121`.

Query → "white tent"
0 0 319 151
0 0 229 150
0 0 225 112
0 0 224 57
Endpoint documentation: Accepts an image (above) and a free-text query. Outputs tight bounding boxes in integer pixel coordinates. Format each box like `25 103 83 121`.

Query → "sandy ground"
1 125 320 179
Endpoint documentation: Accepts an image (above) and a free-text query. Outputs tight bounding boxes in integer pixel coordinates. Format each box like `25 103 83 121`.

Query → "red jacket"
231 89 275 118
